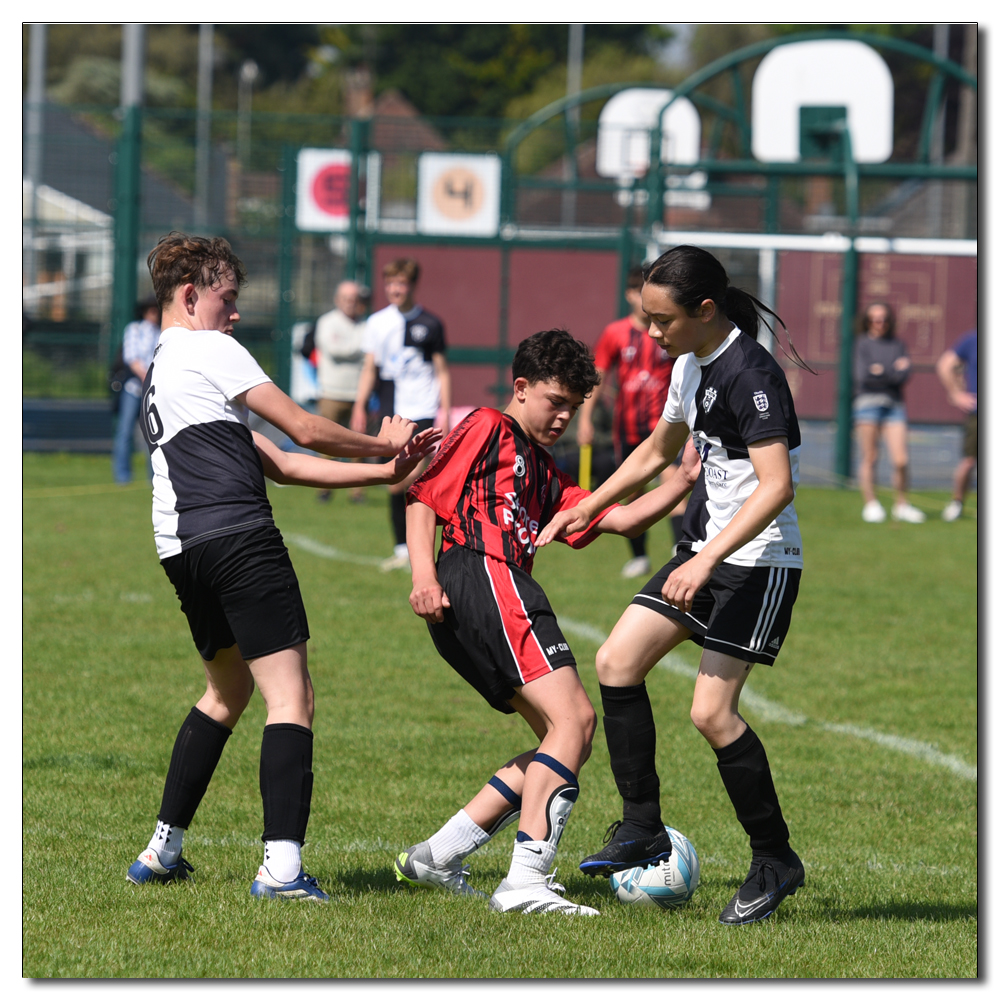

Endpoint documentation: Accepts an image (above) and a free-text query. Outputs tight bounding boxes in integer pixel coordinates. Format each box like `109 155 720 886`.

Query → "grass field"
22 452 978 979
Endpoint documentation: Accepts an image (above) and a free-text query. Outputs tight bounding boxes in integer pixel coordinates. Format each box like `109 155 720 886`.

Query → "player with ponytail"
538 244 810 925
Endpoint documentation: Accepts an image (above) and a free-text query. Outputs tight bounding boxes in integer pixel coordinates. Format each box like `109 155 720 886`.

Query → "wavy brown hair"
147 232 248 309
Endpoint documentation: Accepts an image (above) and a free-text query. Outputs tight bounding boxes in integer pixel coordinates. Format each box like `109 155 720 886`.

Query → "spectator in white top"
314 280 369 503
351 258 451 571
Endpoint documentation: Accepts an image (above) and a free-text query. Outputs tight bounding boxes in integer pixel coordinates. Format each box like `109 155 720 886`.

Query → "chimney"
345 66 374 118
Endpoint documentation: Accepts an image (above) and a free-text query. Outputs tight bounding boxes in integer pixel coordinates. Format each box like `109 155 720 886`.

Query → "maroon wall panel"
508 248 620 348
447 364 504 408
776 251 978 423
369 244 623 409
372 244 502 347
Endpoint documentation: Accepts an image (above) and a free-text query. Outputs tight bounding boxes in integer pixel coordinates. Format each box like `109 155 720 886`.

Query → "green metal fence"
24 30 977 478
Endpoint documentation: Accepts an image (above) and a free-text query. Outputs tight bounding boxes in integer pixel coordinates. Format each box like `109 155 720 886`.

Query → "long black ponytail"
642 245 815 373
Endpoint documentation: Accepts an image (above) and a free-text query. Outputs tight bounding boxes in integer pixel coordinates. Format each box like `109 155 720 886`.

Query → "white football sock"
427 809 490 865
393 543 409 559
146 820 185 866
262 840 302 883
506 837 556 887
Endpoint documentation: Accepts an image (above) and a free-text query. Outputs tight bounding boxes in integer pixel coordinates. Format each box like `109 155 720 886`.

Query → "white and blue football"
609 827 700 909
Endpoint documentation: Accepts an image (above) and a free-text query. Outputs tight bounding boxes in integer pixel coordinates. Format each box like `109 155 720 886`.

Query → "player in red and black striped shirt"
577 267 687 579
394 329 700 915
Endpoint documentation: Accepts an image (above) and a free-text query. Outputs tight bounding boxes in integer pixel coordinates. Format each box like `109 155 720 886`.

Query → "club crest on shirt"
753 391 769 412
409 323 429 343
513 455 526 477
702 386 718 413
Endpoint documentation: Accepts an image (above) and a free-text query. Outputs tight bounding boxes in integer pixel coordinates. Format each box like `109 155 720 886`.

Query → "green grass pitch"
22 452 977 979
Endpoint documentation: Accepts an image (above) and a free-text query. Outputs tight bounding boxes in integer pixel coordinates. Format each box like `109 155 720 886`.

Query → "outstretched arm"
597 438 701 538
407 500 450 623
241 380 414 458
537 418 691 546
253 427 441 489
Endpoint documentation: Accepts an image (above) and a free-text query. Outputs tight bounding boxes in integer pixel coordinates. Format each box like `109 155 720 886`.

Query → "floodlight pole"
194 24 214 231
25 24 46 296
110 23 145 365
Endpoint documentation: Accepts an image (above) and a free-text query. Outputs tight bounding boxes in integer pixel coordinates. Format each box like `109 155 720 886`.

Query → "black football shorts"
631 547 800 665
161 523 310 662
429 544 577 714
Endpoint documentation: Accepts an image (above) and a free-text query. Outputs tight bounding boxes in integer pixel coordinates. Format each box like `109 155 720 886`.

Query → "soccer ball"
609 827 700 909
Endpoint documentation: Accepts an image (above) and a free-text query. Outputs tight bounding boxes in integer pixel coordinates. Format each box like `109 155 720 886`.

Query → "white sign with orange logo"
417 153 501 237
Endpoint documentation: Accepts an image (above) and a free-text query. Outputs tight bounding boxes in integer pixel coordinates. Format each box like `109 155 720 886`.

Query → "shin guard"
260 723 314 846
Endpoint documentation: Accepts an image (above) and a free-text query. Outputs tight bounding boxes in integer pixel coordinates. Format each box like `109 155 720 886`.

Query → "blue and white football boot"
250 865 330 902
126 847 194 885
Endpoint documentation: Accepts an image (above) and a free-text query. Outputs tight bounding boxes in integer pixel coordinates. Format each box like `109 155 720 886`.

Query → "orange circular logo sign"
432 167 484 220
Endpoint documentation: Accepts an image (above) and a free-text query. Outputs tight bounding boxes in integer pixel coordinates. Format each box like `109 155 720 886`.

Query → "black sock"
629 532 647 559
714 726 790 856
390 492 407 547
600 682 663 835
670 515 684 546
158 706 232 829
260 723 314 845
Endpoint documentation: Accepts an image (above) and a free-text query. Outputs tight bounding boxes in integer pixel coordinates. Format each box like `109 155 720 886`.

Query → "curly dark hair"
147 232 248 309
511 329 601 397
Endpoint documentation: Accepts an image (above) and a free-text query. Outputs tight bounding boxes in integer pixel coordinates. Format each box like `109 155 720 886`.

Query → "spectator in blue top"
113 295 161 484
936 329 977 521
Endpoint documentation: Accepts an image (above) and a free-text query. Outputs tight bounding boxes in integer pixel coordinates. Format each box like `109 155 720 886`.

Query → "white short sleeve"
200 331 271 400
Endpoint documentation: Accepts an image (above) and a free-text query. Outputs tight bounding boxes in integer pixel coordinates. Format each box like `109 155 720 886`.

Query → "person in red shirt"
577 267 687 578
395 328 700 916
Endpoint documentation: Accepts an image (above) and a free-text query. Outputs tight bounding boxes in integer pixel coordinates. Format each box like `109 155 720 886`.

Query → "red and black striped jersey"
407 407 612 574
594 316 675 445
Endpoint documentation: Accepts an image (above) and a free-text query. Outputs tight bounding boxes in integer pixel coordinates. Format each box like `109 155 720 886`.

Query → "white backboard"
752 40 893 163
596 89 701 179
417 153 501 237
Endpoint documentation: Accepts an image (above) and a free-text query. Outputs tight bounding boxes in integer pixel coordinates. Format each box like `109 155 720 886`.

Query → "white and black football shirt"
663 327 803 569
362 303 446 422
140 328 274 560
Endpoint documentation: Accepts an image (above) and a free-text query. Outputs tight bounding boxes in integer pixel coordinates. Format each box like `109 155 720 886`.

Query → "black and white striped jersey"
664 327 803 569
362 303 446 421
140 328 274 560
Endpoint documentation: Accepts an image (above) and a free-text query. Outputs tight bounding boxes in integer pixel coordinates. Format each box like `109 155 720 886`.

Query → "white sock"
506 838 557 887
394 543 409 559
146 820 184 866
427 809 490 865
262 840 302 883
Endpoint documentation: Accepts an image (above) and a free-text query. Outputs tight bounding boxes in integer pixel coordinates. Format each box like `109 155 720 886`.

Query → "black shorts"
161 523 310 662
631 547 800 666
429 545 576 714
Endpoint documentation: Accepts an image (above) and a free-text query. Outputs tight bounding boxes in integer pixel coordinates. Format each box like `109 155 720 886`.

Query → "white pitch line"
559 618 976 783
285 533 385 567
286 535 977 784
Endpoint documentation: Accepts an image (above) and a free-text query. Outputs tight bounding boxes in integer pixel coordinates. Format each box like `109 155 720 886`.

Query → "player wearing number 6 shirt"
125 232 439 902
394 328 701 916
539 246 810 926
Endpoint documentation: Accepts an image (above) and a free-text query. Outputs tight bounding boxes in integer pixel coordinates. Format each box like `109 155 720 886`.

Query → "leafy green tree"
321 24 672 120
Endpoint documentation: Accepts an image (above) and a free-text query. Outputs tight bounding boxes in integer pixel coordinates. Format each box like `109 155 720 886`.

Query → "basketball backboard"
752 40 893 163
